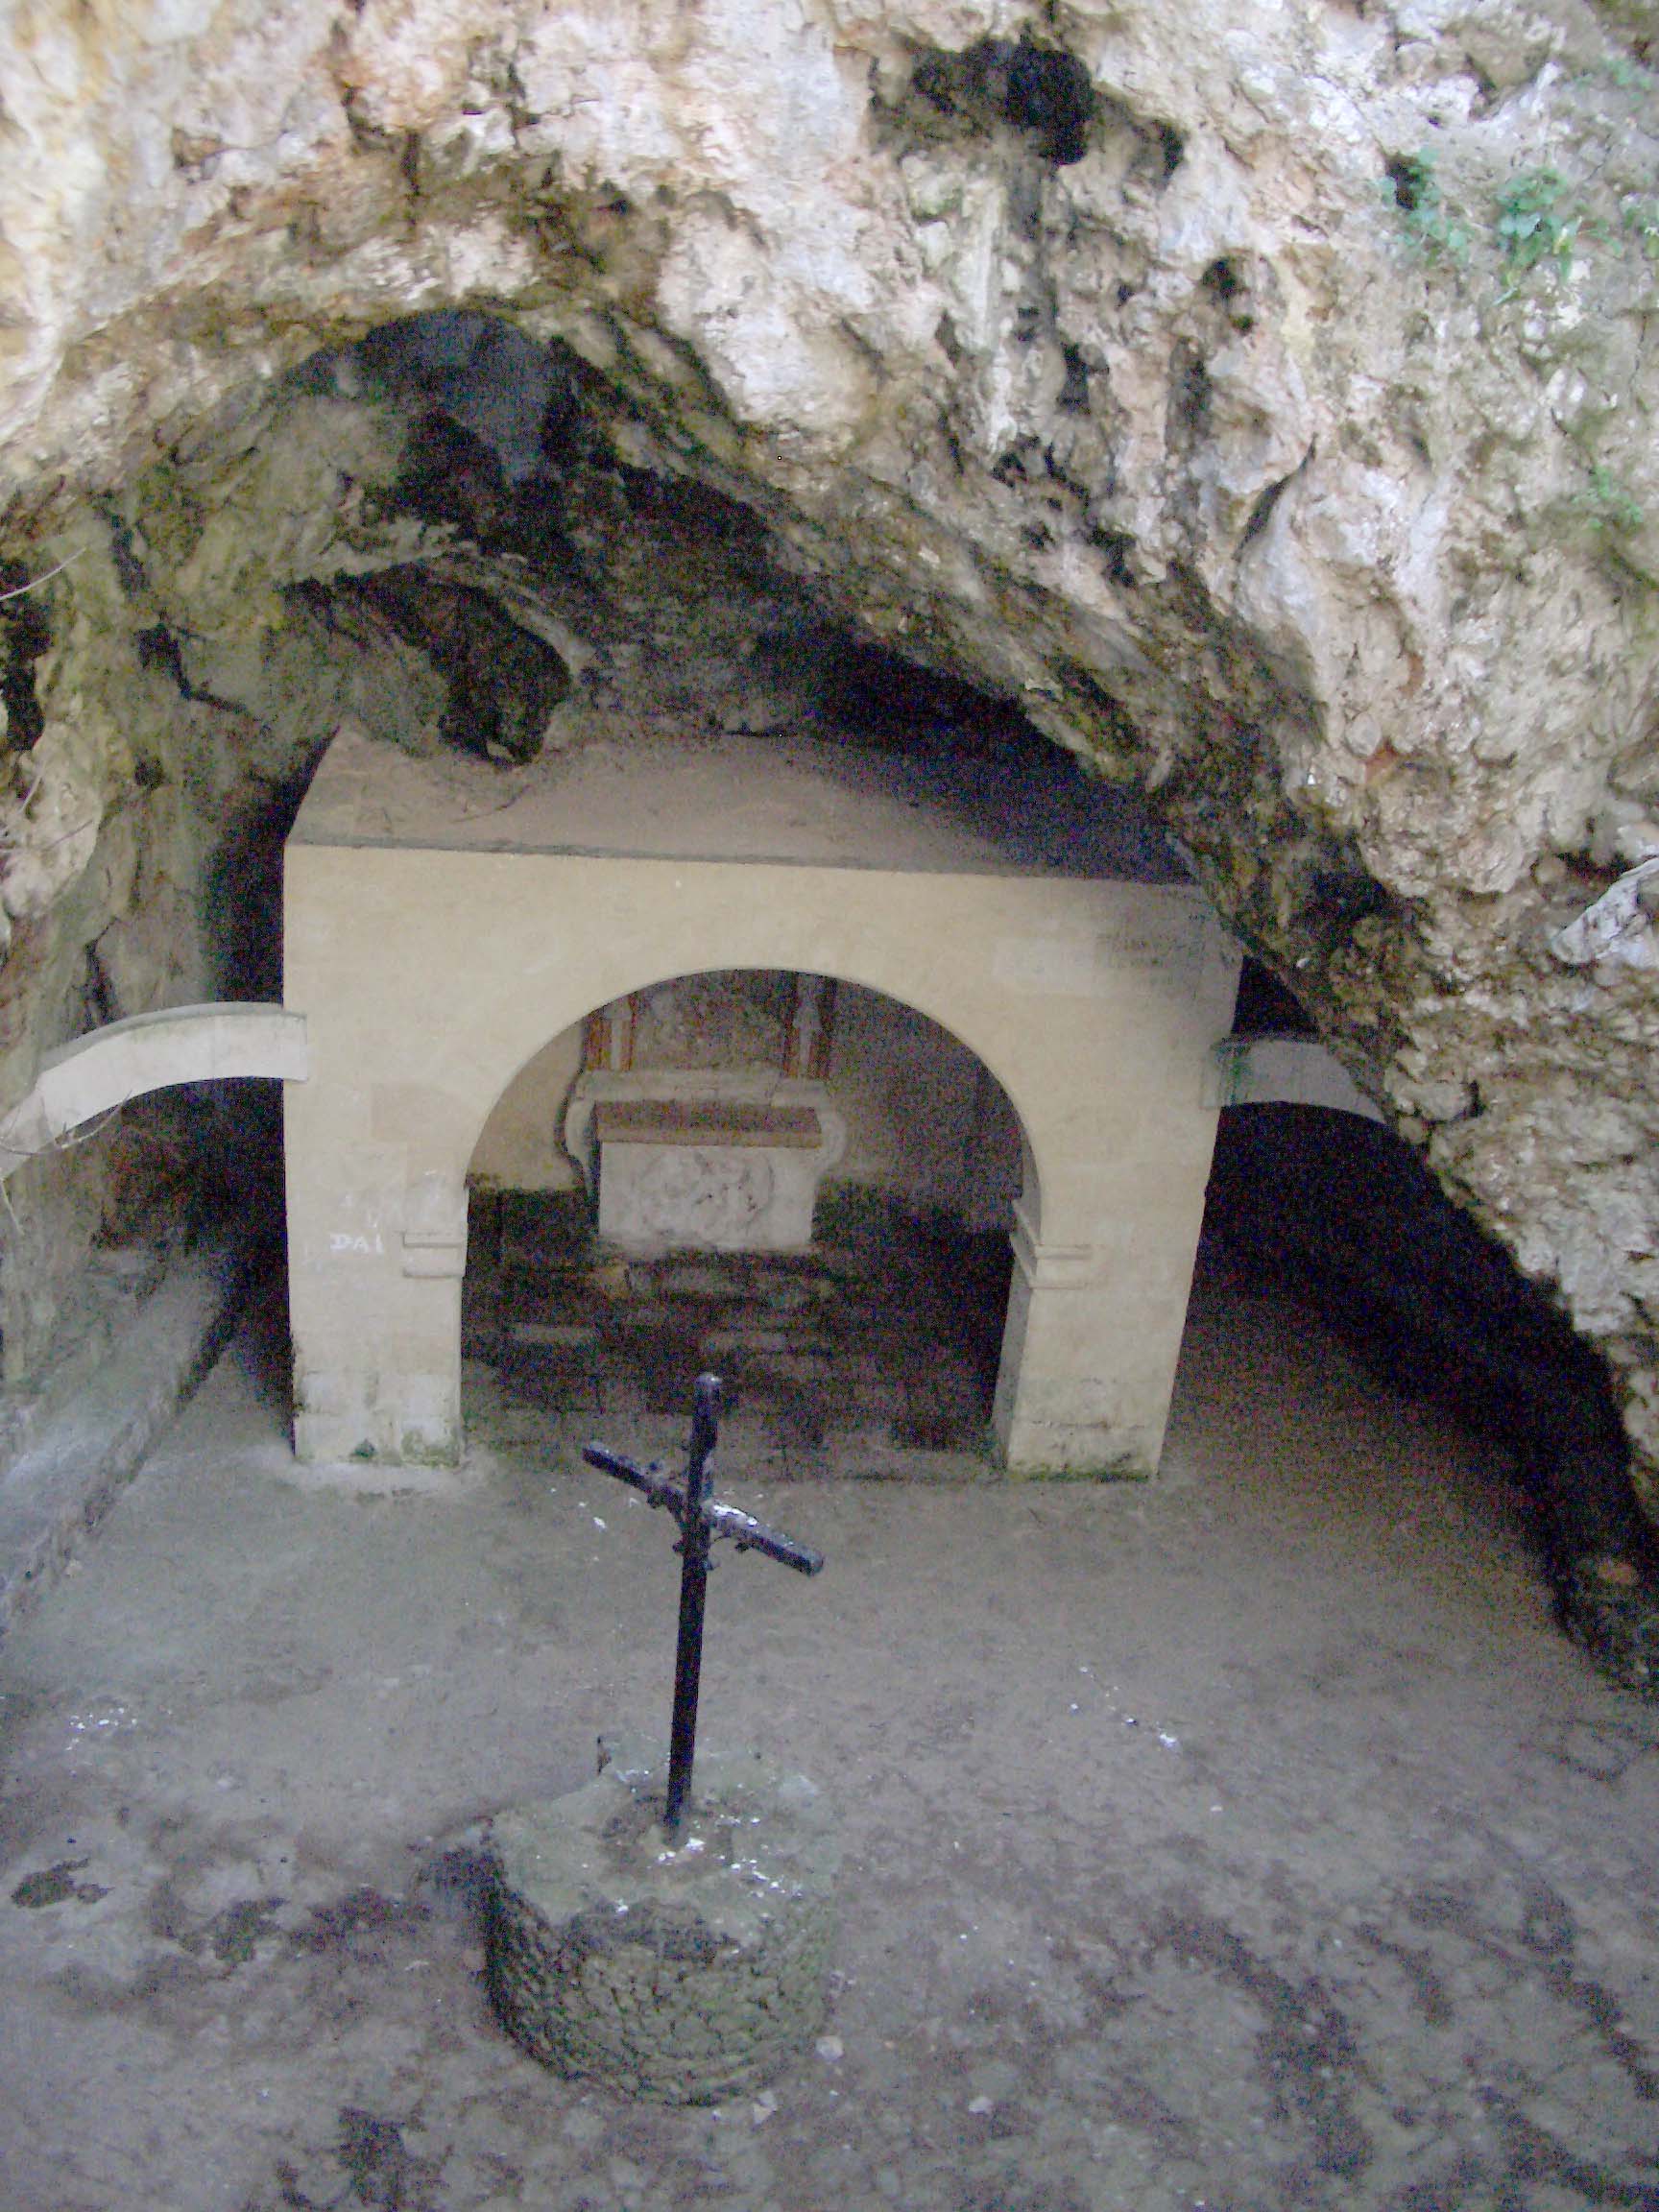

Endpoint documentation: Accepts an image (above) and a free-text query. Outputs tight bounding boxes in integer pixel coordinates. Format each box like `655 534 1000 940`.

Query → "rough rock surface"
0 2 1656 1520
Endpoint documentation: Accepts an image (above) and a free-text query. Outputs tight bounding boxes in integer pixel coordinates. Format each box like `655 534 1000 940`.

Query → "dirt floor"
5 1248 1659 2212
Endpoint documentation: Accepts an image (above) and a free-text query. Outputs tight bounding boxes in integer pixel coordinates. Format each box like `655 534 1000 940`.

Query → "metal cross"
583 1373 824 1836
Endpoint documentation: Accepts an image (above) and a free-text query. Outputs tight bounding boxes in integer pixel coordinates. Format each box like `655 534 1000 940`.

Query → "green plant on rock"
1565 465 1659 596
1621 195 1659 263
1495 167 1577 283
1383 151 1470 265
1574 464 1647 539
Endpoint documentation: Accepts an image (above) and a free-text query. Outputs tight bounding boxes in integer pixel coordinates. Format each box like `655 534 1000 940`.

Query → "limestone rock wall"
0 0 1656 1511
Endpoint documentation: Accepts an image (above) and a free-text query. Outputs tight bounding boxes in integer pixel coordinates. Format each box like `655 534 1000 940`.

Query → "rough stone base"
485 1746 838 2104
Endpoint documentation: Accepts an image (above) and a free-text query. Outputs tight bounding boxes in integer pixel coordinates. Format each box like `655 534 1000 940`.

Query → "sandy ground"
4 1262 1659 2212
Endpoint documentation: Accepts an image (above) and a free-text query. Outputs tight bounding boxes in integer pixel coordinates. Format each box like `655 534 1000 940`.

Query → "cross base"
486 1743 839 2104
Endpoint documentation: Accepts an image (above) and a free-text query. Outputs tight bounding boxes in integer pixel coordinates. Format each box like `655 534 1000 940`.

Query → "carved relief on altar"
566 974 847 1255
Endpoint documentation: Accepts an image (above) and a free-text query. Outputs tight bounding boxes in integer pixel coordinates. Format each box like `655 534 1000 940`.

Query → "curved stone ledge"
0 1005 309 1182
1208 1036 1384 1123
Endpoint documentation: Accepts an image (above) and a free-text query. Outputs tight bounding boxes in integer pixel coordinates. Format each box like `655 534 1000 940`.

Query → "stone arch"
462 963 1037 1457
282 732 1241 1475
461 958 1045 1248
0 1005 309 1181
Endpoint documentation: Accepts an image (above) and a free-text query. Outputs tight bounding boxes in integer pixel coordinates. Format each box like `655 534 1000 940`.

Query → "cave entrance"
462 969 1025 1469
282 721 1241 1474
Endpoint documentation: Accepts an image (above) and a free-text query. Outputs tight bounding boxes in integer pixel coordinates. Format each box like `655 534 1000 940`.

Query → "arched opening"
459 968 1029 1470
1197 1091 1649 1606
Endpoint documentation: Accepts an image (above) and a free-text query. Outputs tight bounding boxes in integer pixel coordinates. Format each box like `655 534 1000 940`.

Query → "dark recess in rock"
204 752 331 1004
1384 153 1432 212
359 310 577 485
888 35 1101 167
129 623 247 717
345 566 570 764
1088 527 1138 589
1154 120 1186 180
1168 343 1212 450
1055 658 1143 756
0 562 50 752
1232 955 1317 1037
1238 470 1295 551
391 407 522 539
1202 254 1256 335
998 40 1097 164
810 634 1034 754
102 509 151 599
1298 855 1395 949
1057 342 1092 413
390 411 592 593
134 622 192 697
606 459 781 585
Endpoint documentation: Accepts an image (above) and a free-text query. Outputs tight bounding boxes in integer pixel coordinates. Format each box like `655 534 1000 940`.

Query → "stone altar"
565 1070 849 1254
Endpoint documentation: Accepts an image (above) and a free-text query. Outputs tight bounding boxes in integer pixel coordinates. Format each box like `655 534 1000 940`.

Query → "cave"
2 6 1658 2204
